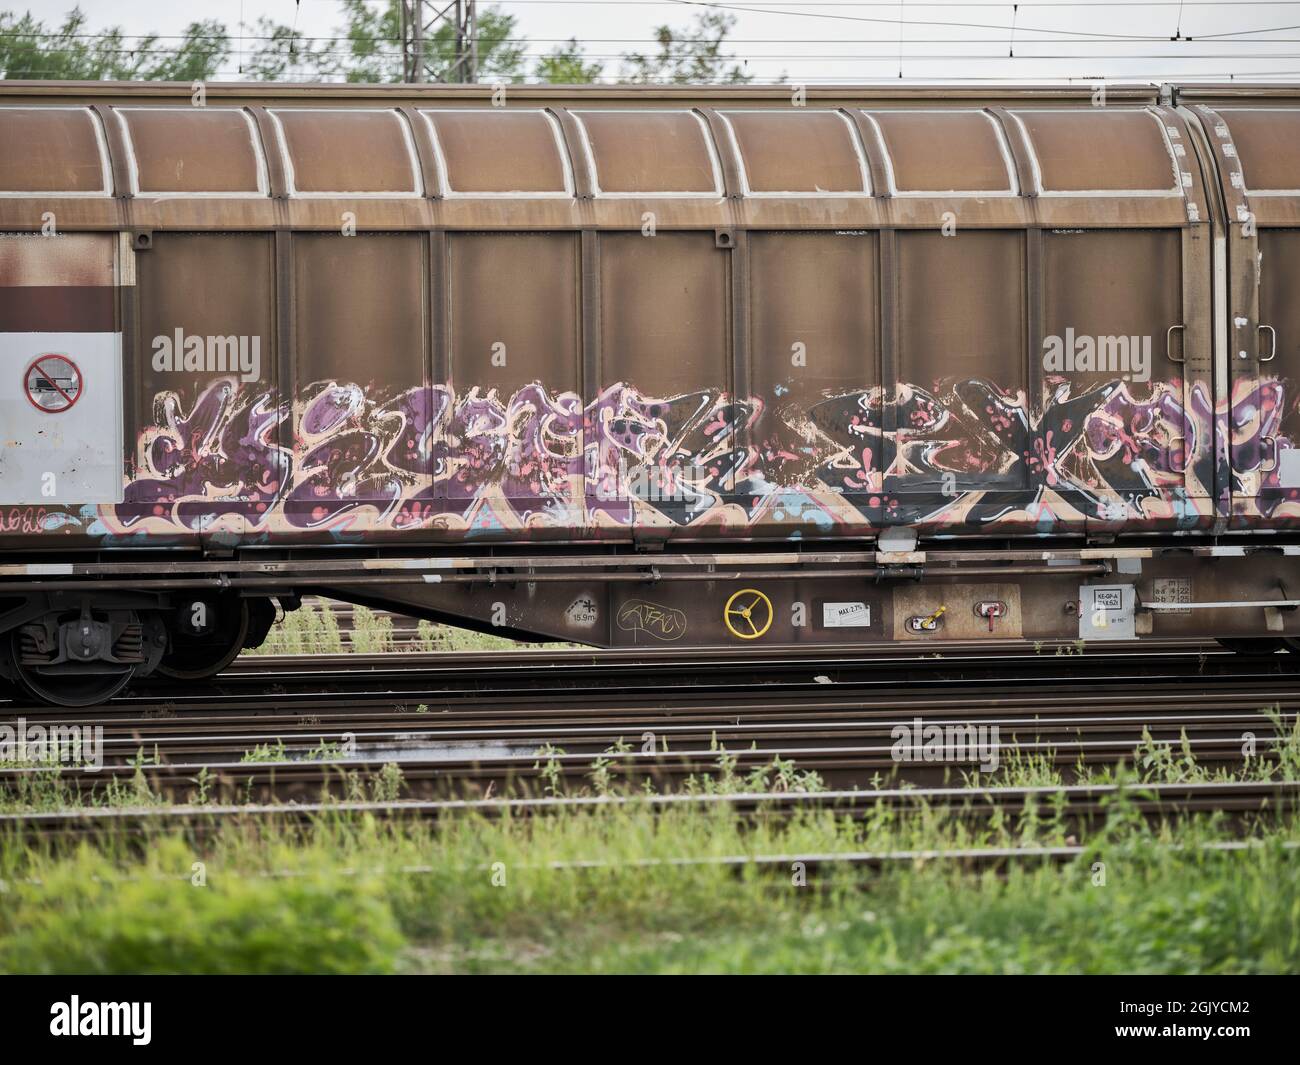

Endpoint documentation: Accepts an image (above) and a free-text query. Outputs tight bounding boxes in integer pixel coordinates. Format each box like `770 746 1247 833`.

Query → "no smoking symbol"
25 353 82 413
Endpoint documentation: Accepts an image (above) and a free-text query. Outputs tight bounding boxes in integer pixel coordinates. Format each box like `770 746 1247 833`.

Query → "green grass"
2 791 1298 974
0 747 165 813
247 598 344 655
3 706 1299 815
239 739 350 764
3 713 1299 974
246 599 567 655
0 837 402 975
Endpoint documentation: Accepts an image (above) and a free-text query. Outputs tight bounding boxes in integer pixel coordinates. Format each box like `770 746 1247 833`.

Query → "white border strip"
716 109 870 198
571 109 724 199
420 108 574 199
114 106 269 199
0 106 111 198
862 108 1019 198
1009 107 1183 198
269 107 422 198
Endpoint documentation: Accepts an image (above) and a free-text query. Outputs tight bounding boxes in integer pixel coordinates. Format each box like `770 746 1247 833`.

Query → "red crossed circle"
24 353 83 414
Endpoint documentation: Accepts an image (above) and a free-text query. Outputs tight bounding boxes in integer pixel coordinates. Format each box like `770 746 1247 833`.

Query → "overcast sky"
12 0 1300 83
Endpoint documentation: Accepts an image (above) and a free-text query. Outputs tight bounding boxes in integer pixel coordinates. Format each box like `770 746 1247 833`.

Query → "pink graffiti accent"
0 507 48 534
75 370 1226 541
109 379 289 535
1230 378 1300 519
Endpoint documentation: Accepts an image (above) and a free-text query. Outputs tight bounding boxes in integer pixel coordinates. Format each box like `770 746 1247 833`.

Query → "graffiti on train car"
1231 378 1300 520
14 370 1297 538
119 380 289 531
773 378 1202 527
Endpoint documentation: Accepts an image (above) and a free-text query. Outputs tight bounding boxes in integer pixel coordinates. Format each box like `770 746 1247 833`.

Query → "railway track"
2 731 1286 802
6 641 1292 720
2 641 1297 808
6 779 1298 838
3 699 1294 767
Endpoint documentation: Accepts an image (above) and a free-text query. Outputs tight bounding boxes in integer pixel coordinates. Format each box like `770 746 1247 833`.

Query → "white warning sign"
823 602 871 628
24 352 82 413
1151 577 1192 616
565 596 598 628
1092 588 1124 613
1 332 123 504
1078 584 1137 640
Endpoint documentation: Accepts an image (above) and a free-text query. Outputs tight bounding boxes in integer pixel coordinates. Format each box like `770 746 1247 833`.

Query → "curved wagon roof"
5 80 1290 231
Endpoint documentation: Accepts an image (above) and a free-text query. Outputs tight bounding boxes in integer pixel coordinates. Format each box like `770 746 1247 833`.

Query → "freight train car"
1 80 1299 704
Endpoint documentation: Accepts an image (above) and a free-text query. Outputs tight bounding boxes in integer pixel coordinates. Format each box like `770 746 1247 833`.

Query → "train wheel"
7 636 136 707
1216 637 1285 654
156 596 250 681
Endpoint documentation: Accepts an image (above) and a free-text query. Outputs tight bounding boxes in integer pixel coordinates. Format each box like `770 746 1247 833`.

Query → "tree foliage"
534 38 604 85
1 7 227 81
621 13 751 84
0 4 749 85
314 0 525 84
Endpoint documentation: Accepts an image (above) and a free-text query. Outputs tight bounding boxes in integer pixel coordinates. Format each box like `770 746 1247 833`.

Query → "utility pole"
401 0 478 84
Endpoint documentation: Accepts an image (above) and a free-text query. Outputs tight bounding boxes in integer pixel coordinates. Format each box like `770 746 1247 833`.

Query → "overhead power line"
661 0 1218 40
7 0 1300 83
329 1 1300 5
19 32 1300 44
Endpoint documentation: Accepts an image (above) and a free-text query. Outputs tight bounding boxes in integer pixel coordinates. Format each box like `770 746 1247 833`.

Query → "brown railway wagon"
1 80 1299 705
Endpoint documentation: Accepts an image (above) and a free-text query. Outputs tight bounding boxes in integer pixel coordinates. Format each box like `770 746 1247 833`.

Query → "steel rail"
226 637 1229 672
5 779 1297 836
15 705 1293 767
12 663 1300 727
0 734 1287 801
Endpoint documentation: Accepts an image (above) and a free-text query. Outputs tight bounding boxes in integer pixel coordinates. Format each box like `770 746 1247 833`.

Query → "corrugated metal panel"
1011 109 1180 193
423 109 571 196
599 232 728 393
448 232 579 394
293 233 425 387
0 107 108 194
137 234 274 393
750 231 878 394
897 230 1025 392
720 111 868 195
867 110 1016 194
129 233 277 537
115 107 267 196
1043 229 1181 392
1256 229 1300 501
289 233 428 529
574 110 721 196
271 108 421 196
1208 108 1300 193
748 231 879 493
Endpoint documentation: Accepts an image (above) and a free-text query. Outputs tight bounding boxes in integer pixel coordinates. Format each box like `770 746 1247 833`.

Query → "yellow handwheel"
724 588 774 640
